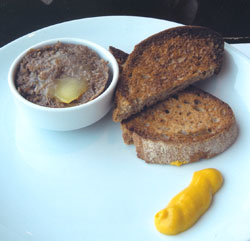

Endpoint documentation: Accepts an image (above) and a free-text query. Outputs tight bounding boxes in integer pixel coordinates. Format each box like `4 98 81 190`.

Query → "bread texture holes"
165 109 170 114
172 94 179 100
194 99 201 105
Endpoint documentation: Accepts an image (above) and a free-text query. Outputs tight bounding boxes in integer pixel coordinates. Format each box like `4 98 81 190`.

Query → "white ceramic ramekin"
8 38 119 131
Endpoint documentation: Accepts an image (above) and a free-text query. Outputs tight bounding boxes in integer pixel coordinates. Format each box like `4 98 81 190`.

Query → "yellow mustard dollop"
154 168 223 235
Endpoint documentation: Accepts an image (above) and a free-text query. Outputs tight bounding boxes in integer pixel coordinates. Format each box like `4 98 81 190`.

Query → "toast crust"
132 123 237 164
121 87 238 165
112 26 224 122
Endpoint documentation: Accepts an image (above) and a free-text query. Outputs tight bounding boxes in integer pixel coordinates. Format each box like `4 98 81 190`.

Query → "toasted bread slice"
112 26 224 122
109 46 128 70
121 86 238 165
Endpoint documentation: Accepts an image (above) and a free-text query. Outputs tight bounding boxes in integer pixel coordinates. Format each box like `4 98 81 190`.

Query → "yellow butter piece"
155 168 223 235
54 77 87 104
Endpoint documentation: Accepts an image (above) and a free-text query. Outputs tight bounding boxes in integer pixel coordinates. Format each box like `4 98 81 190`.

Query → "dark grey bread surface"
112 26 224 122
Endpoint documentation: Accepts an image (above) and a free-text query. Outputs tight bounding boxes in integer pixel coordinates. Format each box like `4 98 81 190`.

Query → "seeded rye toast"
121 87 238 165
112 25 224 122
109 44 238 165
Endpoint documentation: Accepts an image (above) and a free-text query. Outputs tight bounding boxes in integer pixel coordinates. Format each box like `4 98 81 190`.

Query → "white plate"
1 16 250 241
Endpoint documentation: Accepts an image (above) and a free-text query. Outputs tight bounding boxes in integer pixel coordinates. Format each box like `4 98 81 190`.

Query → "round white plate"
1 16 250 241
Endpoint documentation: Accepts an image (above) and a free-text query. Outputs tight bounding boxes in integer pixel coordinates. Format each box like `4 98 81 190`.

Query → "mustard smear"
54 77 87 104
170 160 188 166
155 168 223 235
